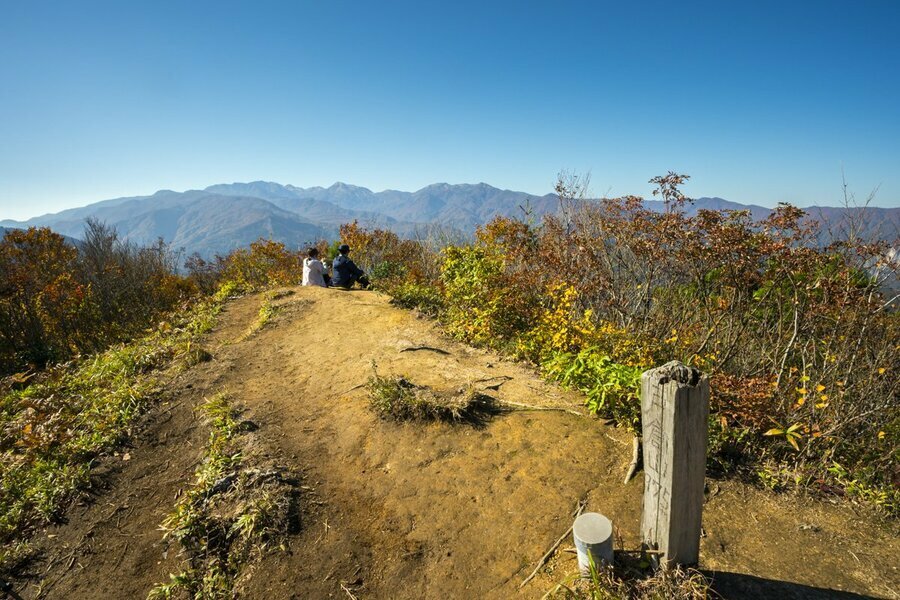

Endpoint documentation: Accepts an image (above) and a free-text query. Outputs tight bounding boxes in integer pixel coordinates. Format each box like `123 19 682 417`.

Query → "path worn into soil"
22 287 900 599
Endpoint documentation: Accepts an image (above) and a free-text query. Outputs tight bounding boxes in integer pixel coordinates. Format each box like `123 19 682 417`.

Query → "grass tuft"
237 293 280 342
149 392 297 600
547 558 711 600
367 371 496 425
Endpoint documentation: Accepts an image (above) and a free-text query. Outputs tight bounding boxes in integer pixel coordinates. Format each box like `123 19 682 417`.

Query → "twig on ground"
472 375 513 387
623 435 641 484
520 499 587 588
571 499 587 518
603 432 629 447
399 345 450 355
315 519 331 544
340 383 366 396
340 582 359 600
498 400 585 418
475 377 513 391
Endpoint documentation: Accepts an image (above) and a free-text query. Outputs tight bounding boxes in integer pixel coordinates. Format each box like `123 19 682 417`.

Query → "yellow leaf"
819 394 828 401
815 384 826 392
878 368 886 375
763 428 783 436
879 431 886 440
796 397 806 406
788 436 800 451
815 402 828 409
796 387 807 395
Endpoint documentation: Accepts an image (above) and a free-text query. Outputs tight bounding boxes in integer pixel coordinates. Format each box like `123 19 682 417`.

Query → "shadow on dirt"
708 571 881 599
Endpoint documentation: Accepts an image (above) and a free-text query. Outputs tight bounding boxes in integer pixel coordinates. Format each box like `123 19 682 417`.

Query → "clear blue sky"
1 0 899 220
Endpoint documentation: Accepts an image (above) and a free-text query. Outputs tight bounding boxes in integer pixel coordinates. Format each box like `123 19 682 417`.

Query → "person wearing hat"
331 243 370 289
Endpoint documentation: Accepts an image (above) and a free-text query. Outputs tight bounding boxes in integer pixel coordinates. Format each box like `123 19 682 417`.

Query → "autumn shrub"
439 219 543 348
0 223 197 376
78 219 196 332
0 228 87 372
355 171 899 511
338 221 441 288
184 252 223 295
217 239 301 292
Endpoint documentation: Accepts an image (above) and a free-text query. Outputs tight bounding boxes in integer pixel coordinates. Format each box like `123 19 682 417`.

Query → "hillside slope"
19 287 899 600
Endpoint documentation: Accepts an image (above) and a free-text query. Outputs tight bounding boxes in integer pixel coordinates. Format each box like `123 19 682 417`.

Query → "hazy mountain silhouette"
1 225 82 247
2 181 897 258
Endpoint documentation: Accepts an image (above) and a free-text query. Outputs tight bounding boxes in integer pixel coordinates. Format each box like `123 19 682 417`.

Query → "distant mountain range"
0 225 81 247
2 182 897 258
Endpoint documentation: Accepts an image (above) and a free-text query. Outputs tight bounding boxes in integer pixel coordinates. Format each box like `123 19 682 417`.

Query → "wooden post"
640 361 709 567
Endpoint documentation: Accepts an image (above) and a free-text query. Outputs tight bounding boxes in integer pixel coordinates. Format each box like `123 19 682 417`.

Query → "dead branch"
400 345 450 355
497 400 585 417
520 499 587 588
340 383 366 396
472 375 513 384
623 435 641 484
472 375 513 390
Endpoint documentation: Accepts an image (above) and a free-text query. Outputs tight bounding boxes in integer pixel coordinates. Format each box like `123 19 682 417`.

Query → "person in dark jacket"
331 244 370 289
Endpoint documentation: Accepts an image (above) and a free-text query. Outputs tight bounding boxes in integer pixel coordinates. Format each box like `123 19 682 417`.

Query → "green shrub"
388 281 445 316
542 349 643 429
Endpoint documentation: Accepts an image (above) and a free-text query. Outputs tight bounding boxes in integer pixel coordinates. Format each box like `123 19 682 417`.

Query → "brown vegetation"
345 173 899 513
0 220 195 375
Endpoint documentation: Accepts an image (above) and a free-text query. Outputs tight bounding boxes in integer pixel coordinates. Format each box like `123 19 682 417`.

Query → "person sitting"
331 244 370 289
302 247 328 287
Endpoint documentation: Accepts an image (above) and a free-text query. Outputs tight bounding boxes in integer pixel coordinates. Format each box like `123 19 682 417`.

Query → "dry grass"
367 372 496 425
547 561 711 600
0 296 224 574
149 393 299 599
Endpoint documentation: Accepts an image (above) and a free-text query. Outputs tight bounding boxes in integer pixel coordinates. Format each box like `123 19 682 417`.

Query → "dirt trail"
21 286 900 599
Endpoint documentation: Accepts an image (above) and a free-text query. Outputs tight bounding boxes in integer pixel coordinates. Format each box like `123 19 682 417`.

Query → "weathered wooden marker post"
640 361 709 567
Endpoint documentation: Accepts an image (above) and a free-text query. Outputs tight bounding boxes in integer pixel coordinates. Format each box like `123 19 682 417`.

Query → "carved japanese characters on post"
640 361 709 567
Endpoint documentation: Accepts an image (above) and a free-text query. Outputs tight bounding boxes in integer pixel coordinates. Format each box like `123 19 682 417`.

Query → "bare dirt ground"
16 286 900 599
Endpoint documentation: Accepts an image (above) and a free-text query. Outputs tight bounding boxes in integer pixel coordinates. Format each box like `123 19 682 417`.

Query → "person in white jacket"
302 247 328 287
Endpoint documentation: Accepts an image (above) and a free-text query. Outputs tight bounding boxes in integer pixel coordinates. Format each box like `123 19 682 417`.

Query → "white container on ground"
573 512 614 575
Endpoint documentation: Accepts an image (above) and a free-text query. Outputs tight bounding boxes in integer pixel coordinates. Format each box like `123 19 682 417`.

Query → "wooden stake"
640 361 708 567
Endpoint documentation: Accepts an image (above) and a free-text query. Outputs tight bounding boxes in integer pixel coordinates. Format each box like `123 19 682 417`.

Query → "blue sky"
1 0 899 220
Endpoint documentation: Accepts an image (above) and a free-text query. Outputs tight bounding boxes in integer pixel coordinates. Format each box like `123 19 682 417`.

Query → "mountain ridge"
3 181 897 258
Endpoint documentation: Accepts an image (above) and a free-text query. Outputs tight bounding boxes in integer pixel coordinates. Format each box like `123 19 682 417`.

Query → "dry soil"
16 286 900 599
